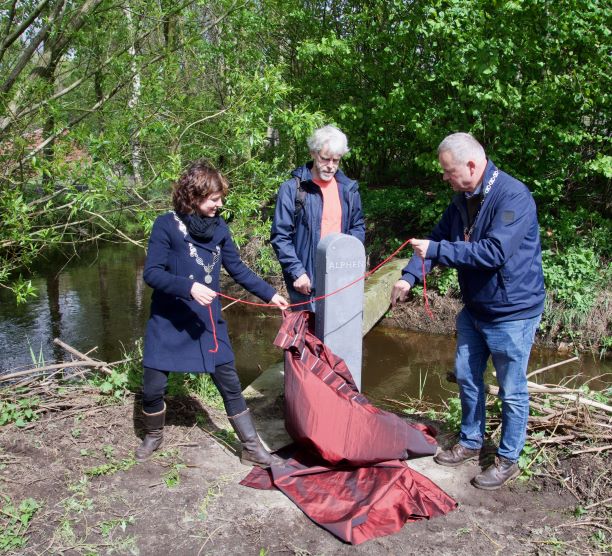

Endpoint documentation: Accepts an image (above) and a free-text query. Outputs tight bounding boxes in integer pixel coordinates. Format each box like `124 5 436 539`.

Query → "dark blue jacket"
143 212 276 372
270 163 365 300
402 160 545 322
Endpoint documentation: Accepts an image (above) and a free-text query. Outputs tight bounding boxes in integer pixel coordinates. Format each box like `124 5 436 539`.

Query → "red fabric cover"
241 313 456 544
241 449 457 545
275 311 438 465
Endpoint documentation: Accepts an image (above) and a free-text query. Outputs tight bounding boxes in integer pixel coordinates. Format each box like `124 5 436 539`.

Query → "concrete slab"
406 456 480 498
242 361 283 407
362 258 408 335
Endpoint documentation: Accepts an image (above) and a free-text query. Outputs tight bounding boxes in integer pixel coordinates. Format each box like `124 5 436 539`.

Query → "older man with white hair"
271 125 365 310
391 132 545 490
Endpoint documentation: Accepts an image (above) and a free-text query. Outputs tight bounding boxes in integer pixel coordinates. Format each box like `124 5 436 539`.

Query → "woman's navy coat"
143 212 276 373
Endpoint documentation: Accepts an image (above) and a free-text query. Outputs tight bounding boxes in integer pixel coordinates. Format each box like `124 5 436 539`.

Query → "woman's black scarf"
184 213 219 242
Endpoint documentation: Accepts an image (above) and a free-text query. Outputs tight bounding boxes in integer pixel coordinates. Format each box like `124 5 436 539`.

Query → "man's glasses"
315 152 342 166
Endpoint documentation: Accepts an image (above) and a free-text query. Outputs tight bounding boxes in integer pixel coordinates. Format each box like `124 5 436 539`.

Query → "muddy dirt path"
2 394 609 555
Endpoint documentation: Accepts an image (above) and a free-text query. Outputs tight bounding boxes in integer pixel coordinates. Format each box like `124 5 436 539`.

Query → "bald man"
391 132 545 490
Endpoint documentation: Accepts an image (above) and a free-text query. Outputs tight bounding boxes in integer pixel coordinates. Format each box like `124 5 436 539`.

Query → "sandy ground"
2 388 609 556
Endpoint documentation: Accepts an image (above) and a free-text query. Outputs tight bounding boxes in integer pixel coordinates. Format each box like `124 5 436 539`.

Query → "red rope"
216 237 433 313
208 305 219 353
205 237 433 352
421 258 434 319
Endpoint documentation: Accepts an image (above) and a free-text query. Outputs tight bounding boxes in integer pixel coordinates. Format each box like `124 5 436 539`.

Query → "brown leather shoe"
472 456 520 490
434 443 480 467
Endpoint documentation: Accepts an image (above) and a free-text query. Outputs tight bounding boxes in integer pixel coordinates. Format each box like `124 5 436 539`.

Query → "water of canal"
1 244 609 401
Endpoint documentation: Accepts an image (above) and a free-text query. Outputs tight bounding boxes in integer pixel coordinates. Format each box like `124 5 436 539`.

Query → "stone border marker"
314 233 365 391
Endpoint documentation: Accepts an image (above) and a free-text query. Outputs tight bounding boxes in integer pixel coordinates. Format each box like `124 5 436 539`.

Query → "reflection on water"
362 325 611 403
1 244 610 400
0 246 149 372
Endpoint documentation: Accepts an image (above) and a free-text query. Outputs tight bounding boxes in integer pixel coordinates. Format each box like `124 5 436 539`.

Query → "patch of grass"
152 449 188 489
62 495 94 514
98 516 135 538
197 476 233 520
517 441 545 479
27 338 45 368
590 529 611 553
163 462 187 489
89 339 144 400
154 448 180 460
67 477 89 495
85 457 136 477
0 496 40 553
213 428 237 445
198 484 223 520
186 373 224 410
417 368 428 400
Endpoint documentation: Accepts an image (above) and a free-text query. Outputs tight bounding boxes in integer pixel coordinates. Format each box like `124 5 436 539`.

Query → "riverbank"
366 288 609 356
1 387 610 555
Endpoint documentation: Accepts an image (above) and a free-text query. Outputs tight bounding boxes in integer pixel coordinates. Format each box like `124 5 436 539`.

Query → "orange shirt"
313 176 342 239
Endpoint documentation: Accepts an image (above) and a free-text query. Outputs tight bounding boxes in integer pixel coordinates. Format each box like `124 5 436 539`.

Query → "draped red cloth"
241 311 456 544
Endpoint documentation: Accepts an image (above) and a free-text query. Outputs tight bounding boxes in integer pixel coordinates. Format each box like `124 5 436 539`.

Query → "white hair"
307 125 349 156
438 132 486 164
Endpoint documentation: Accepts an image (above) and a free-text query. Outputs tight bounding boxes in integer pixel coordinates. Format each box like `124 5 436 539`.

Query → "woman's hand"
270 293 289 310
190 282 217 306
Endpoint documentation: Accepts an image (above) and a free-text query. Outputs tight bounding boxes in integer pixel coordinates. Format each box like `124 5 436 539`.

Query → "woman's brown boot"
228 409 283 468
135 404 166 461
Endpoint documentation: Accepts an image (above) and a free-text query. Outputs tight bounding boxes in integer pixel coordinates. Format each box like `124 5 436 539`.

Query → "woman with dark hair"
137 161 287 467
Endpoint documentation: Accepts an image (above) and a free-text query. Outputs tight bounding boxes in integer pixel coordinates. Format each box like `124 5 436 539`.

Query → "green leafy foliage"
163 463 186 489
442 396 462 431
0 0 608 353
0 397 40 427
542 247 602 312
518 441 543 478
0 496 40 552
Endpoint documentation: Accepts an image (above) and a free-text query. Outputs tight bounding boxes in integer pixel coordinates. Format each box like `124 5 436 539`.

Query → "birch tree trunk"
123 2 143 188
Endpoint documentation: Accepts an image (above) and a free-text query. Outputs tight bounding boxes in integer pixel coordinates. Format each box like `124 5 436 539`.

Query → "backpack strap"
294 176 306 221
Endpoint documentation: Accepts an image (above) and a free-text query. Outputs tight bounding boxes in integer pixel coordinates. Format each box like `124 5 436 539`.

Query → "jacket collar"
481 159 498 187
451 159 500 225
291 163 357 191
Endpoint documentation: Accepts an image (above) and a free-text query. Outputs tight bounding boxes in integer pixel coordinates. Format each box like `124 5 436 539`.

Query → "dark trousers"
142 363 247 417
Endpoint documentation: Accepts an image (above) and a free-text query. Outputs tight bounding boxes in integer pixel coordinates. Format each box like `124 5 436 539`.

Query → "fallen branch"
0 360 109 382
533 434 576 444
526 356 580 379
585 496 612 510
527 380 612 414
445 372 612 414
571 444 612 455
53 338 113 375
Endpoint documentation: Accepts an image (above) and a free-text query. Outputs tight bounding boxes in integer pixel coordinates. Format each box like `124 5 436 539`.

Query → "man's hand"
270 293 289 310
293 273 312 295
190 282 217 306
409 238 430 259
390 279 411 307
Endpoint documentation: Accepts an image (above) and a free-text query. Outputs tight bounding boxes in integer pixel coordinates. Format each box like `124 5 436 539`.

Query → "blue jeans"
454 308 541 462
